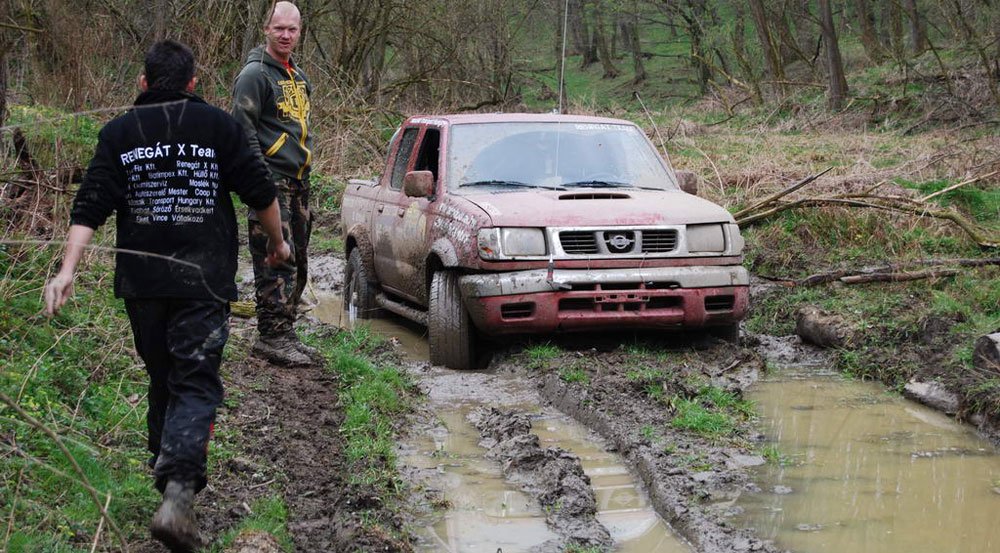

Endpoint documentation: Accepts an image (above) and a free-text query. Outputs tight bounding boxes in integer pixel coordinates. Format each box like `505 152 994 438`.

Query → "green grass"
524 342 561 369
309 325 414 494
559 365 590 385
1 240 158 550
209 495 294 552
670 385 756 439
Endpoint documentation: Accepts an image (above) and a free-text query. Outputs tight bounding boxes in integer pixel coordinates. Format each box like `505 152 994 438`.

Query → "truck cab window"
414 128 441 182
390 127 420 190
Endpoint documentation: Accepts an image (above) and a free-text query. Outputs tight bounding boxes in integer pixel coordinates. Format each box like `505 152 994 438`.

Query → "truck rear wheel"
429 271 478 370
344 249 380 320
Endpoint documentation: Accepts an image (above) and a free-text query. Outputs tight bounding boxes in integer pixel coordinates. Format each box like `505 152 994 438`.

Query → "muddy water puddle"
309 292 430 361
403 403 689 553
736 376 1000 553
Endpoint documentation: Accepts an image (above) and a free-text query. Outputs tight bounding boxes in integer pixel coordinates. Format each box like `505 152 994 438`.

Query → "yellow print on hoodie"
276 79 310 124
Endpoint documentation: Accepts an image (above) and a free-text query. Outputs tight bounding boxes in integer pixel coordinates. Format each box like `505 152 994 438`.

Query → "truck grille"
559 231 599 254
640 229 678 253
558 229 679 255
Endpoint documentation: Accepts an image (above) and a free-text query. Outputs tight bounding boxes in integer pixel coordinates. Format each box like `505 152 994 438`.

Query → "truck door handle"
376 204 384 213
397 207 405 217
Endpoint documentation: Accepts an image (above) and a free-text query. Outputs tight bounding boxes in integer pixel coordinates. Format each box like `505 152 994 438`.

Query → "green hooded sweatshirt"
232 46 313 181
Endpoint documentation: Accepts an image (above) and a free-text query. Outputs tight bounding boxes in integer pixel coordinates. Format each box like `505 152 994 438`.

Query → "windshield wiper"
460 180 566 190
563 180 631 188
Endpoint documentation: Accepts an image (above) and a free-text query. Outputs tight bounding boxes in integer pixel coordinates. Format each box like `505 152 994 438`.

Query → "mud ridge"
470 407 613 552
538 374 780 553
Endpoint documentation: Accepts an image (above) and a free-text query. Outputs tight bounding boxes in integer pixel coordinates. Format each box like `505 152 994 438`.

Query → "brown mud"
470 407 613 551
490 339 781 553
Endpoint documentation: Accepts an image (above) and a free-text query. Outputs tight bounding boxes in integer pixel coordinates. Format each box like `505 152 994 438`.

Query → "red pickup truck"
341 113 748 369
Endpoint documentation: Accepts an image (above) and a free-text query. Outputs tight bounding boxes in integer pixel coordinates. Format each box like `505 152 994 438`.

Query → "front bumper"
459 266 749 335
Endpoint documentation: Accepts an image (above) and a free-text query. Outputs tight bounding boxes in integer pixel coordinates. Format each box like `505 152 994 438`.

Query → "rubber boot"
150 480 202 552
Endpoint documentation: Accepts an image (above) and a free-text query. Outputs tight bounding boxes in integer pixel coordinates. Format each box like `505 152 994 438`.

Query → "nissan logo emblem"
607 233 633 251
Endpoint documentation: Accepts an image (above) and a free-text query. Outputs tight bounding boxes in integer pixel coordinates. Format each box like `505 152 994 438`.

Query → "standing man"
233 1 318 366
44 40 289 551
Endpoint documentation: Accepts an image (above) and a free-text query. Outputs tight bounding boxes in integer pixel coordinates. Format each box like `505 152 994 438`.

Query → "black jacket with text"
70 90 276 301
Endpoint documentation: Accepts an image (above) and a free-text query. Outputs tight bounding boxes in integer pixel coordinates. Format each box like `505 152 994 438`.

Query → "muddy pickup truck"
341 113 748 369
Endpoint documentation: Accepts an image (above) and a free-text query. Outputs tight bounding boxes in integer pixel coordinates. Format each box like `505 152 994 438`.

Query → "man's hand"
266 238 291 268
44 272 75 316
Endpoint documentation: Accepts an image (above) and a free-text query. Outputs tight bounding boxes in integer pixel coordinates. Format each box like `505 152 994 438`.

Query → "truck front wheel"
429 271 479 370
344 249 380 320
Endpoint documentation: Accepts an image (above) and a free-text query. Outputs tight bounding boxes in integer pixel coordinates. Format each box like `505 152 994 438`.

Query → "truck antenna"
557 0 570 114
635 91 674 170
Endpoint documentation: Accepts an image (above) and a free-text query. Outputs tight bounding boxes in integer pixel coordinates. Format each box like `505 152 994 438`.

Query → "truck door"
372 126 418 292
373 126 439 303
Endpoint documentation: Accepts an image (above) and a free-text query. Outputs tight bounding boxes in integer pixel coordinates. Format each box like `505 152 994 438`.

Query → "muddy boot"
252 333 313 367
295 340 324 365
150 480 201 552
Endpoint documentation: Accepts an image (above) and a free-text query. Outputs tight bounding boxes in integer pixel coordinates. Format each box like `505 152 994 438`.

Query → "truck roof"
405 113 639 126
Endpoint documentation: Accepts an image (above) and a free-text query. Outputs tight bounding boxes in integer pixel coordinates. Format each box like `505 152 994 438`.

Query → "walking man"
45 40 289 551
232 1 318 366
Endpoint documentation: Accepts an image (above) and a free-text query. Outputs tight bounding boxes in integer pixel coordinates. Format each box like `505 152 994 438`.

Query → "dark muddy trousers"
248 176 312 336
125 299 228 493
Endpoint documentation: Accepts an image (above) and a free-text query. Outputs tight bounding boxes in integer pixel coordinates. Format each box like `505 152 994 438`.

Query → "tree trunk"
819 0 848 110
0 49 6 130
748 0 785 95
854 0 887 62
881 0 905 59
625 6 646 84
903 0 927 54
592 0 620 78
732 1 762 103
573 0 597 68
154 0 170 40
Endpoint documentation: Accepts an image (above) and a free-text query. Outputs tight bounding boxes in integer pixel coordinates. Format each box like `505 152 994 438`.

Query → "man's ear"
186 76 198 93
139 74 149 92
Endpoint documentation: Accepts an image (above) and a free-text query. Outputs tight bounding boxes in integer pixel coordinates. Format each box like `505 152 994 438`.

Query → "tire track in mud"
470 407 613 551
530 364 780 553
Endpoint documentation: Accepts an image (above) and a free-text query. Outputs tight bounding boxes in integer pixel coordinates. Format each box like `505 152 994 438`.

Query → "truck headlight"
686 224 725 253
478 228 547 259
726 223 745 254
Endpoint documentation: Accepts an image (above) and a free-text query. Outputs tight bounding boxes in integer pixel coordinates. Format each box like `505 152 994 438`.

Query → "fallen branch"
732 167 832 220
797 257 1000 286
919 170 999 202
736 197 1000 248
840 268 960 285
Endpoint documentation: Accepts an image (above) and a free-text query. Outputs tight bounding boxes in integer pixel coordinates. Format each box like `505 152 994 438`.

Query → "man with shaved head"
233 1 319 366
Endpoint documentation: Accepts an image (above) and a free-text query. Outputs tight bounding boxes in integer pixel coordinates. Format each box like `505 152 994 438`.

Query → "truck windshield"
447 122 678 194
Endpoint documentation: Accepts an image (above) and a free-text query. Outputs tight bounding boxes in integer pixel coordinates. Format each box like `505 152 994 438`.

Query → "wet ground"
210 253 1000 553
398 365 690 553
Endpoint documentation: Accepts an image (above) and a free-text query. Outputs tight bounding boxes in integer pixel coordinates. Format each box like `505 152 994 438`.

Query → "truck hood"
462 189 735 227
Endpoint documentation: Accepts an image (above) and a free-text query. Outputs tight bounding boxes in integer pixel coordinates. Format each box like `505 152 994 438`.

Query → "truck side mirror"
675 170 699 196
403 170 435 198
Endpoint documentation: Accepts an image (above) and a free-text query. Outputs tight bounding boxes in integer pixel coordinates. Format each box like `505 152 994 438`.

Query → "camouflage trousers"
248 176 312 336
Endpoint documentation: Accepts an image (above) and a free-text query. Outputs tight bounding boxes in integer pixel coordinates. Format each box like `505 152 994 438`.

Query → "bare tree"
748 0 786 95
903 0 927 54
591 0 620 78
818 0 848 109
854 0 887 62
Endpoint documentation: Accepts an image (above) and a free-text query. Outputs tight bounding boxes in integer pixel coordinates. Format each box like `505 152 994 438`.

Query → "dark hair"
143 40 195 91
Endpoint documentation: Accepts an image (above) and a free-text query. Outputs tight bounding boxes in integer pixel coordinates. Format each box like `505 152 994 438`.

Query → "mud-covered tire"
428 271 478 370
344 249 380 319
